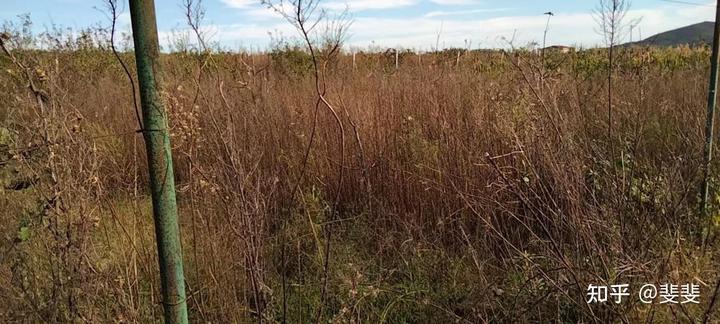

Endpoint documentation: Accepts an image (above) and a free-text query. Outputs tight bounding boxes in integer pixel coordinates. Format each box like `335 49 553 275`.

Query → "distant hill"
626 21 714 47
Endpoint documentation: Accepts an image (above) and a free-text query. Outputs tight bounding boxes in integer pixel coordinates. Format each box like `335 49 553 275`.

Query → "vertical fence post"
128 1 189 323
702 1 720 213
395 48 399 70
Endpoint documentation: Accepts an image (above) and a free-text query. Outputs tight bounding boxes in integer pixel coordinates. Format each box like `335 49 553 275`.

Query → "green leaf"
17 226 30 242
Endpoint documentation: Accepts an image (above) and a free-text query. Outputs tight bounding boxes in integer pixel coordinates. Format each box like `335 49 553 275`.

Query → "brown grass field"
0 15 719 323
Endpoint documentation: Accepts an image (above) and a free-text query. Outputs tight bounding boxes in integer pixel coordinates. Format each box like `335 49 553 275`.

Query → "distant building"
542 45 575 53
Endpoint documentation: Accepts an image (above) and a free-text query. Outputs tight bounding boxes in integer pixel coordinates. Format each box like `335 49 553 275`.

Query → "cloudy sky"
0 0 715 51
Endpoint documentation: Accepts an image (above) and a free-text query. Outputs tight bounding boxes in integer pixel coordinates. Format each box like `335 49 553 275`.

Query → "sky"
0 0 715 51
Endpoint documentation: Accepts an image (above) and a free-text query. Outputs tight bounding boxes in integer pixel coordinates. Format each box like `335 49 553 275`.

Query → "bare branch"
102 0 143 130
262 1 352 322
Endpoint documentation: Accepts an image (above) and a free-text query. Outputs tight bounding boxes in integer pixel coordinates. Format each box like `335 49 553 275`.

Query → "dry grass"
0 20 718 322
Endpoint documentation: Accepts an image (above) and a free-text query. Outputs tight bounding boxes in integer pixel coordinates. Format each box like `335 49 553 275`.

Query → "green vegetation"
629 21 714 47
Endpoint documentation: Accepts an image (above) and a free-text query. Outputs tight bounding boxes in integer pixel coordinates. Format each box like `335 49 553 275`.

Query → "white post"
353 51 356 70
250 45 255 68
395 49 399 70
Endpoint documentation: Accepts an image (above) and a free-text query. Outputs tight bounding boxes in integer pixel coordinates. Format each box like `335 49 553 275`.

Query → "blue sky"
0 0 715 50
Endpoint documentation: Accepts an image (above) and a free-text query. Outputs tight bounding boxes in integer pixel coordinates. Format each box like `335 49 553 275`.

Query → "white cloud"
244 6 287 20
323 0 417 12
429 0 482 5
218 0 292 23
220 0 256 9
424 8 512 18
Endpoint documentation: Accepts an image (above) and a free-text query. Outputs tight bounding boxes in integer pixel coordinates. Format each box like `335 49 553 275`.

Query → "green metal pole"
702 1 720 213
128 1 189 323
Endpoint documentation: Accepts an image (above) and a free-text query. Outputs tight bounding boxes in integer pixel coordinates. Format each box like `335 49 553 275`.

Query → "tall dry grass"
0 18 718 322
